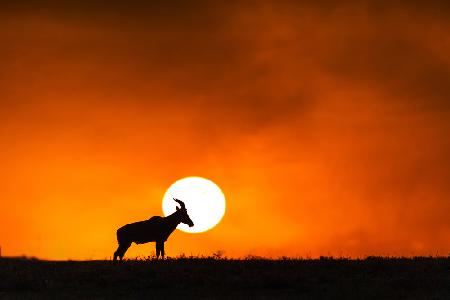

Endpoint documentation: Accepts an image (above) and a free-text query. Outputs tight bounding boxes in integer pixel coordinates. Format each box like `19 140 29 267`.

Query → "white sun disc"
162 177 226 233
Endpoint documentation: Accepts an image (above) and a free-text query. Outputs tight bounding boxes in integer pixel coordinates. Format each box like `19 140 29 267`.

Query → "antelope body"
113 199 193 261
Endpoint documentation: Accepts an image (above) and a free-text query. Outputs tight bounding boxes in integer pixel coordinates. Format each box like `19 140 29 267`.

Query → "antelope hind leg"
114 242 131 261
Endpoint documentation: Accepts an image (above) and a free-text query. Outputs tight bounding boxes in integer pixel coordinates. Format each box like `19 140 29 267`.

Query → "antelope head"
174 198 194 227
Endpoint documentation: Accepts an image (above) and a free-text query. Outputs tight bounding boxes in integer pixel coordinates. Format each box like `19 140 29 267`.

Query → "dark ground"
0 256 449 299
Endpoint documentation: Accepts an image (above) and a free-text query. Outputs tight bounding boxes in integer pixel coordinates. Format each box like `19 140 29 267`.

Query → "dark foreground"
0 257 449 299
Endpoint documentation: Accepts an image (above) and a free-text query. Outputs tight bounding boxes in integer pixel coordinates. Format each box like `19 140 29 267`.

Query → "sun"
162 177 226 233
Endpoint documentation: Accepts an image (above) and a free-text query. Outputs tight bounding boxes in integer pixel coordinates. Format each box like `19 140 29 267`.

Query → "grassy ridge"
1 256 449 299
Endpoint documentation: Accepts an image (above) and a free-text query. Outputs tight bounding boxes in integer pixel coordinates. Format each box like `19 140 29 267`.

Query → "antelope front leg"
161 242 165 259
156 241 163 259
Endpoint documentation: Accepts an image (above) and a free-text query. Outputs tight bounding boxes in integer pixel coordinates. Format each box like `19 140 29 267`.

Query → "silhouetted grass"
0 256 449 299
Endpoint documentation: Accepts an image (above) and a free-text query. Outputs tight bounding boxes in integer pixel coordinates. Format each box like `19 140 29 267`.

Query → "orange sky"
1 1 449 259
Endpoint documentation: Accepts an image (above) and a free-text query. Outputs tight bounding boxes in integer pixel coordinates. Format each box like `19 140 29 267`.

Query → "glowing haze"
0 1 449 259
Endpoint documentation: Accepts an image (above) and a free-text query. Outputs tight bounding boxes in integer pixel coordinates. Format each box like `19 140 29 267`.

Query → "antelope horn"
173 198 186 209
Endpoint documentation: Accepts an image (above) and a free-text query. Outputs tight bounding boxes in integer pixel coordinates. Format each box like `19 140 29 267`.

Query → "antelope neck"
165 209 182 227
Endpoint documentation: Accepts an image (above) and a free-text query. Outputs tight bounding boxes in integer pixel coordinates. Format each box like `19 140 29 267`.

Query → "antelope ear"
176 206 180 211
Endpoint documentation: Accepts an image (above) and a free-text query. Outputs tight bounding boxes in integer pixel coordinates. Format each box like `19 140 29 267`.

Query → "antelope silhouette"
113 198 194 261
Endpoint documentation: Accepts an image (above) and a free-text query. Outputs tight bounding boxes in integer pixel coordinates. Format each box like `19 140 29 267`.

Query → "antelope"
113 198 194 261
